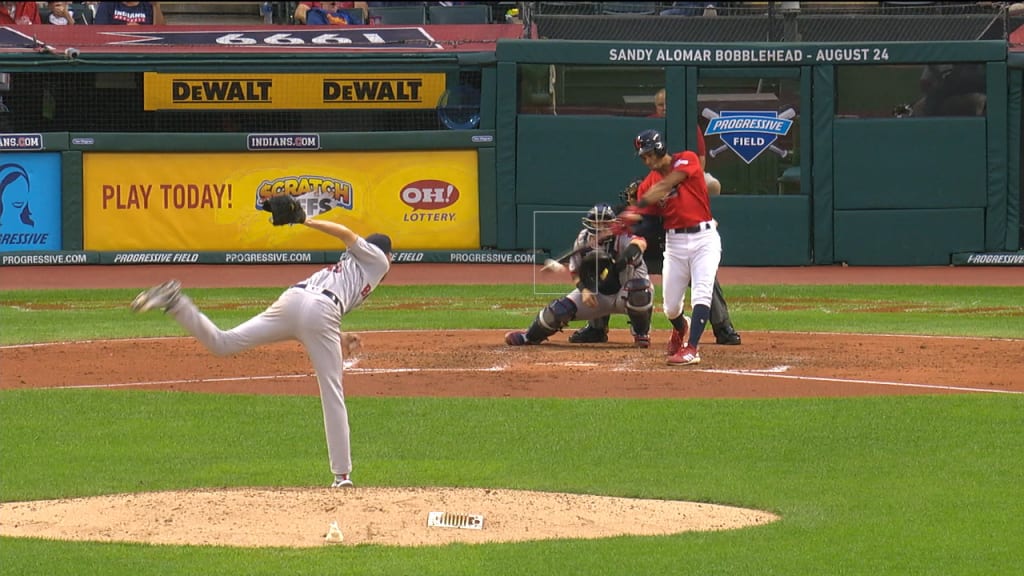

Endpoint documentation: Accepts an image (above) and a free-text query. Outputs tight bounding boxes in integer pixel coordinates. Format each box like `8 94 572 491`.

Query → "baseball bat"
712 143 788 159
703 107 797 121
771 109 796 157
539 226 621 272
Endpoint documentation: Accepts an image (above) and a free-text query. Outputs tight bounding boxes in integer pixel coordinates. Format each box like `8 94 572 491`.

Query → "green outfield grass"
1 284 1022 344
1 285 1023 575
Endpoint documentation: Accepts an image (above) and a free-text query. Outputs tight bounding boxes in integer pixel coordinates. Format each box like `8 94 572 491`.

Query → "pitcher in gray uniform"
130 218 392 488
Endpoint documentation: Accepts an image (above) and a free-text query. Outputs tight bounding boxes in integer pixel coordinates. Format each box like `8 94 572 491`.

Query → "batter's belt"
667 220 716 234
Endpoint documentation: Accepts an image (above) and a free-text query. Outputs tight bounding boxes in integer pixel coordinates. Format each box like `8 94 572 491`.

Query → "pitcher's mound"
1 486 779 547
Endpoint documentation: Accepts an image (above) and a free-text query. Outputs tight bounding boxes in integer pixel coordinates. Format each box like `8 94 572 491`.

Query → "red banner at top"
0 24 522 54
1011 24 1024 48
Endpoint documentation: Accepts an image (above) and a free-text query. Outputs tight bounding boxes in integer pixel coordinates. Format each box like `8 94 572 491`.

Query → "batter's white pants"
168 288 352 477
661 223 722 319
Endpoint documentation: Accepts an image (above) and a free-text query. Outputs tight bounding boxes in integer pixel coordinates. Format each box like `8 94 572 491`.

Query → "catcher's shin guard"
526 297 577 343
624 277 653 337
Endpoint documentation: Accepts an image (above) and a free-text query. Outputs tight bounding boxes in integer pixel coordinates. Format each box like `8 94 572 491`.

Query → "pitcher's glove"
341 332 362 358
262 195 306 226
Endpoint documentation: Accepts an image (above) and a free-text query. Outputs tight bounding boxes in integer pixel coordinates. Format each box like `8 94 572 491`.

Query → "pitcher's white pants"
168 288 351 477
662 224 722 319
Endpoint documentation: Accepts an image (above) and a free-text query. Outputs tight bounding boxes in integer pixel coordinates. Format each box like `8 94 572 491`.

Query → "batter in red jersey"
629 129 722 366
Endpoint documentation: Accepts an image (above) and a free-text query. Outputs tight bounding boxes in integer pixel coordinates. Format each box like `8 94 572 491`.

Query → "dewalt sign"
144 73 446 111
173 79 272 104
323 78 426 105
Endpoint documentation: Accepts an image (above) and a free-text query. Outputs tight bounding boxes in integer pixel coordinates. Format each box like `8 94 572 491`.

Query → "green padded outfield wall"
0 39 1019 265
832 119 987 265
514 115 657 255
495 39 1014 266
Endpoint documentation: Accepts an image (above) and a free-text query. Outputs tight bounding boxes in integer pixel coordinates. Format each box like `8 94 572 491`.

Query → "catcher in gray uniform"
505 203 653 347
130 195 391 489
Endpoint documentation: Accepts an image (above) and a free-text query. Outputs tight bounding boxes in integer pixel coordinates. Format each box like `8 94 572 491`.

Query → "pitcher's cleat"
331 474 354 488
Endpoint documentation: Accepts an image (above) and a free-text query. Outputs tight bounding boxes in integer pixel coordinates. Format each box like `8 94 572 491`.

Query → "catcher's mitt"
577 249 621 295
620 179 642 206
262 195 306 226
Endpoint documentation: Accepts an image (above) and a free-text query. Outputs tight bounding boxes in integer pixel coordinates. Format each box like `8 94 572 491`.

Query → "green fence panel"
477 146 497 248
713 195 811 266
812 64 834 264
834 208 985 265
515 115 652 207
1010 69 1022 251
800 66 813 198
479 64 497 131
516 203 586 258
60 151 82 250
985 61 1009 251
833 118 987 210
496 40 1008 67
673 66 691 154
68 131 495 152
495 61 518 249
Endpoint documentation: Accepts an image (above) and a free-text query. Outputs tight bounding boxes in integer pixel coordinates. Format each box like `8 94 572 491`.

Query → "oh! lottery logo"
702 108 796 164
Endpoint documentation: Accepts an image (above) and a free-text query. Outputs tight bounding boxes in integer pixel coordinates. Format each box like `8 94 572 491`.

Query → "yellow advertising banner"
82 151 480 251
143 72 447 110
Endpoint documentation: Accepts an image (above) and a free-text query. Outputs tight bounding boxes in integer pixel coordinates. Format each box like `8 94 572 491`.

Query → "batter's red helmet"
634 129 666 157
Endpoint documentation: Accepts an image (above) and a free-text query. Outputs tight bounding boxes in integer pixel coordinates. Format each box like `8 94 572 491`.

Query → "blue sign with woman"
0 153 62 252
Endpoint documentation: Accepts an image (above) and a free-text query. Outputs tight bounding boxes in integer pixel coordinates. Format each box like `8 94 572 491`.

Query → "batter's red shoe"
666 321 688 356
667 345 701 366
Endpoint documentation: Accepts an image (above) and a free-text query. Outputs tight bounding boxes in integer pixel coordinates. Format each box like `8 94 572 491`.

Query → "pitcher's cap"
365 233 392 255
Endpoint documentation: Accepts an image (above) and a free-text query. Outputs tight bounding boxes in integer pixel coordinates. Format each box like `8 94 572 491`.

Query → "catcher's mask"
582 203 617 234
634 129 667 157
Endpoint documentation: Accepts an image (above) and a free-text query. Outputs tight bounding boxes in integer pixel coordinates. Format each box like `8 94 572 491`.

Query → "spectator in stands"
294 2 368 25
0 1 41 25
46 2 91 25
911 63 987 117
94 1 164 25
660 2 718 16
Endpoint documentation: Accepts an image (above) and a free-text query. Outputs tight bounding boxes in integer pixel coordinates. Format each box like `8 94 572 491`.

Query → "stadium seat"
367 5 428 25
536 2 602 16
428 5 492 25
602 2 659 15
